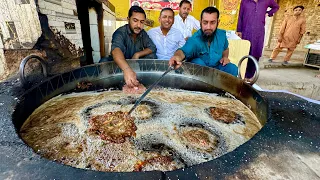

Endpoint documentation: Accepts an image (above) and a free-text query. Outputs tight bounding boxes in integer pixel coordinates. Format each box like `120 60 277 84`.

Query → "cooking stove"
0 60 319 179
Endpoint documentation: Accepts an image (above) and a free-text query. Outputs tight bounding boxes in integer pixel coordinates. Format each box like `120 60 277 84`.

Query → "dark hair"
201 6 220 20
128 6 146 18
179 0 191 7
293 5 304 10
160 8 174 16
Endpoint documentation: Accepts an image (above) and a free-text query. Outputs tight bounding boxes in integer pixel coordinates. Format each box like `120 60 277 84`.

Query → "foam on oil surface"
20 88 262 172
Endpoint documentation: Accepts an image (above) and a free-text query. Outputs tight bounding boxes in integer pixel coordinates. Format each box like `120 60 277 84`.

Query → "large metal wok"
12 58 268 174
2 54 318 180
14 57 267 133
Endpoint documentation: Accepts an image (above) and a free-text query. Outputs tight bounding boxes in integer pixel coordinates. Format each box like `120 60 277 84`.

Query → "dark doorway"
75 0 105 66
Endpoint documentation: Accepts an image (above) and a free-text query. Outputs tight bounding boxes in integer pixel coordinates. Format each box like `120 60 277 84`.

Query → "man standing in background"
148 8 185 60
269 6 306 64
172 0 200 40
236 0 279 82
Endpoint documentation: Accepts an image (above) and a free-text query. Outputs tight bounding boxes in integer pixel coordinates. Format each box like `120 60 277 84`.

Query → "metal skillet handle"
237 55 260 85
19 55 48 86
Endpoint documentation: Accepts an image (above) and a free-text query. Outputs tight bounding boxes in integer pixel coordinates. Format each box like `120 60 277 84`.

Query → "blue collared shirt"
180 29 229 67
147 27 185 60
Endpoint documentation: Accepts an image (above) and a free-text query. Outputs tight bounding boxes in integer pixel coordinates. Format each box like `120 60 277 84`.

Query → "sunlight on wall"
108 0 209 30
215 0 241 30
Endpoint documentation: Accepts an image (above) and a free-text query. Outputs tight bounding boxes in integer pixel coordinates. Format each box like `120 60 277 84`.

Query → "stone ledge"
56 12 79 20
0 38 3 49
61 1 77 10
263 62 304 69
43 1 63 13
39 8 56 16
62 8 73 15
257 80 320 99
44 0 62 6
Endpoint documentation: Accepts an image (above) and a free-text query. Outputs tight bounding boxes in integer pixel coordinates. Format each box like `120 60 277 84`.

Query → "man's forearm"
112 48 130 71
135 48 153 58
174 50 186 61
222 48 229 58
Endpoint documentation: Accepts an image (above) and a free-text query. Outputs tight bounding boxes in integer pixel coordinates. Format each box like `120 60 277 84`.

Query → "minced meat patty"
88 111 137 143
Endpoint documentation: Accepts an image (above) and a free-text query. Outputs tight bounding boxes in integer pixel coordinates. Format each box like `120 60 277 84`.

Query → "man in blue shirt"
169 7 238 77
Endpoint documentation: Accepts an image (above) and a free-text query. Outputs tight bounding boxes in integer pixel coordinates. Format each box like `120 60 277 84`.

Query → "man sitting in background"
148 8 185 60
169 7 238 77
103 6 157 89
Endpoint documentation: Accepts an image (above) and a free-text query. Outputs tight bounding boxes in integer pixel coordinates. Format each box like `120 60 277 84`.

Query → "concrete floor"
253 50 320 101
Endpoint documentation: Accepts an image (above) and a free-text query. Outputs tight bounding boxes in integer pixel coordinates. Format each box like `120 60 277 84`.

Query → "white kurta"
172 14 200 39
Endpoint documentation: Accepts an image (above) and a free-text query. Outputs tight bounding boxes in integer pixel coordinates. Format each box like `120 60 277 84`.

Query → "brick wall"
0 0 41 49
0 0 42 80
269 0 320 51
38 0 83 49
0 0 83 81
0 37 6 79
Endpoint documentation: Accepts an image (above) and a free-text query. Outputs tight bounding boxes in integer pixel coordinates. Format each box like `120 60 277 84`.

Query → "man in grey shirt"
102 6 157 88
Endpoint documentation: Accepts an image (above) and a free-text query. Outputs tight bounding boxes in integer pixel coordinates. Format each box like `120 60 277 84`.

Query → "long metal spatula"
128 66 174 115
